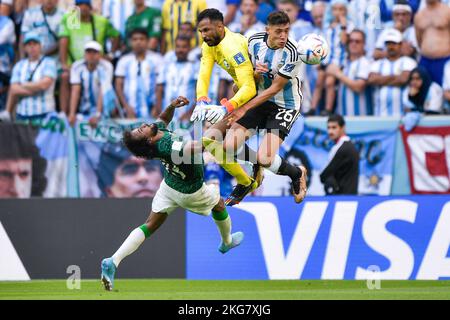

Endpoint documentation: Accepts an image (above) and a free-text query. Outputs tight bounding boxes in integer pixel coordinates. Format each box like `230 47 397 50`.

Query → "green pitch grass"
1 280 449 300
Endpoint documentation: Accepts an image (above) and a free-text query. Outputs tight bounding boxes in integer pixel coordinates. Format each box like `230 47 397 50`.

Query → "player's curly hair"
122 131 156 159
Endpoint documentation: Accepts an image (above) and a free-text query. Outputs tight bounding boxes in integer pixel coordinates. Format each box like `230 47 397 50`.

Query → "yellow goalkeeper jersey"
196 27 256 108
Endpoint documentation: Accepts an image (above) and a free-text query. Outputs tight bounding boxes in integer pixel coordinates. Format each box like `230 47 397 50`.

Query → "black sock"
277 159 302 181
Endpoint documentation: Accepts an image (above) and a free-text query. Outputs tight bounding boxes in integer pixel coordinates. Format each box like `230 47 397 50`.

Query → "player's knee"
257 153 273 168
212 198 225 212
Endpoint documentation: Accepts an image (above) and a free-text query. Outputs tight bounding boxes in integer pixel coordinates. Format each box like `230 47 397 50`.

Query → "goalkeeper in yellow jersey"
191 8 261 205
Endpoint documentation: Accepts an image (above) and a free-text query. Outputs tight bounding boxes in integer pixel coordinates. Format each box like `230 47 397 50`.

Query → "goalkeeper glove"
205 98 236 124
190 96 210 122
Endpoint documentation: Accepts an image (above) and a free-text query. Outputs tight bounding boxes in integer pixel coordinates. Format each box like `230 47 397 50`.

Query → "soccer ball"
297 33 329 65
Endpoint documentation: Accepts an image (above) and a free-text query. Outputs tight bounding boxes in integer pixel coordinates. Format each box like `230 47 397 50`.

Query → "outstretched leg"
257 132 307 203
211 197 244 254
101 211 167 291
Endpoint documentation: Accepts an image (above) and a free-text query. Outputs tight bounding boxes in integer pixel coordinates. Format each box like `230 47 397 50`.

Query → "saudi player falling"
100 96 244 291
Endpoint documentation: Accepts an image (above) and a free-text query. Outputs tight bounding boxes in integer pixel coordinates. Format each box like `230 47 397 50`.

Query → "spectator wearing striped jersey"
58 0 120 115
277 0 313 41
303 1 326 114
20 0 64 61
102 0 135 41
311 0 354 116
326 29 373 116
228 0 266 38
0 15 15 111
115 28 160 119
373 0 418 61
68 41 114 128
4 33 57 121
368 28 417 116
348 0 382 59
155 36 198 131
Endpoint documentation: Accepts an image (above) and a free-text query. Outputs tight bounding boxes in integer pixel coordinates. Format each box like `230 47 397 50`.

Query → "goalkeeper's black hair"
197 8 224 24
122 131 156 159
267 11 290 26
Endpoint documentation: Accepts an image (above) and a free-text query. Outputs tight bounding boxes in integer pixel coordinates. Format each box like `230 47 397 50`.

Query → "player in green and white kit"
100 96 244 291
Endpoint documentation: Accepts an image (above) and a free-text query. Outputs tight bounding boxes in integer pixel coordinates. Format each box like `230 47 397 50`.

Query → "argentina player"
220 11 307 205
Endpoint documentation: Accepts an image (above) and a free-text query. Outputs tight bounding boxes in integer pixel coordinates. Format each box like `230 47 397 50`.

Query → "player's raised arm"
196 44 215 101
227 56 257 109
158 96 189 126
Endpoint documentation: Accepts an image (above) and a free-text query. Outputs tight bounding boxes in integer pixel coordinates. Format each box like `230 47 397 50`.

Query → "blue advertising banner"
187 196 450 280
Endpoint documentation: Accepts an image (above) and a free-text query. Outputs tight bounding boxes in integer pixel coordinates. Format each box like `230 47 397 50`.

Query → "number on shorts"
275 109 295 122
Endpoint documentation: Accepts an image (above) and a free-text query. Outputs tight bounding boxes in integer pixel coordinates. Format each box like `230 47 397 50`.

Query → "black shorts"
236 101 301 140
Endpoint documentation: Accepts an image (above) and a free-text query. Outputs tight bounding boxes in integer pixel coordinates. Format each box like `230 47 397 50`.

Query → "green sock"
212 208 229 221
139 224 151 238
212 208 232 245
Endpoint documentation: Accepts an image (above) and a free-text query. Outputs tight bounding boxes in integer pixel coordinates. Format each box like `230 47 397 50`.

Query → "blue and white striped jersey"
21 5 63 58
370 56 417 116
102 0 135 38
248 32 303 110
157 59 199 120
11 56 57 117
115 52 160 118
0 16 15 75
349 0 382 59
70 59 114 116
324 22 355 67
337 56 373 116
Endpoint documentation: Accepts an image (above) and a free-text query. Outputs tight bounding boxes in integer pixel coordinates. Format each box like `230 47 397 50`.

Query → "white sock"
112 227 146 267
213 216 232 245
267 154 282 174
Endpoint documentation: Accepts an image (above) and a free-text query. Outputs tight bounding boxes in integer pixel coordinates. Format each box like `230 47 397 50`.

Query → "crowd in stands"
0 0 449 131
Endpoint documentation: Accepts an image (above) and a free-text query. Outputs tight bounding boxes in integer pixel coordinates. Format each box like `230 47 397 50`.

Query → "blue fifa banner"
289 125 397 196
187 196 450 280
75 120 164 198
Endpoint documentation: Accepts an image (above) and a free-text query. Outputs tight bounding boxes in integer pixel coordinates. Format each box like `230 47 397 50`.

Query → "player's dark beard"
207 33 222 46
149 123 158 137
